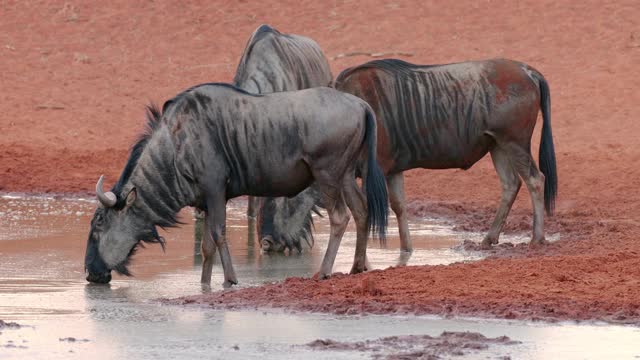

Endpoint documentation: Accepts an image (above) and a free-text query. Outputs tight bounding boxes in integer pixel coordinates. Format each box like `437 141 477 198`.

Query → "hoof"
222 279 238 289
350 265 366 275
479 241 494 250
200 283 212 293
529 238 549 248
397 251 413 266
481 234 500 249
86 272 112 284
313 272 331 280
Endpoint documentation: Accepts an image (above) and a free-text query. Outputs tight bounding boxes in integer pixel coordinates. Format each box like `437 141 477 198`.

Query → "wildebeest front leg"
482 146 522 249
343 175 369 274
317 185 350 279
200 214 217 284
387 172 412 253
246 196 259 244
202 195 238 287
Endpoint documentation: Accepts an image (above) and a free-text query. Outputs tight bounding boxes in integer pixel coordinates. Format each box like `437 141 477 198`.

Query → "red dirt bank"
2 1 640 323
171 234 640 323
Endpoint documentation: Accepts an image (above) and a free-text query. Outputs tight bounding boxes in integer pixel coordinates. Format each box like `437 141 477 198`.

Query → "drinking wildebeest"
227 24 333 252
84 83 388 286
257 58 557 255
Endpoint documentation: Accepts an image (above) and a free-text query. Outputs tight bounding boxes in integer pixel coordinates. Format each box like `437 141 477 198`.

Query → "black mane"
112 81 262 211
113 82 261 200
162 83 261 116
337 59 442 80
112 103 163 198
233 24 283 86
182 82 261 97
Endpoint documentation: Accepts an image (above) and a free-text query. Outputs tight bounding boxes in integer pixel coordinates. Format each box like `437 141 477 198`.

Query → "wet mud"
59 337 91 342
171 233 640 324
0 321 22 330
306 331 520 359
0 321 28 351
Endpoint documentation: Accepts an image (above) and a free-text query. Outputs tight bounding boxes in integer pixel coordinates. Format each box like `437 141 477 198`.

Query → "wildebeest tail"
534 71 557 215
363 107 389 242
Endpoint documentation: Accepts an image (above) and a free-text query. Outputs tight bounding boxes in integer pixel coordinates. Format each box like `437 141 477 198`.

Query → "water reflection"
193 211 204 267
0 195 485 308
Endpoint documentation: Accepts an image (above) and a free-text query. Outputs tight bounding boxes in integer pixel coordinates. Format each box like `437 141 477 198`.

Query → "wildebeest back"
334 59 541 173
167 84 370 199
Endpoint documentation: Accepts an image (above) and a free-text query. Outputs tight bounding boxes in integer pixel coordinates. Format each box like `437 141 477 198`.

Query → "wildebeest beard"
112 226 165 276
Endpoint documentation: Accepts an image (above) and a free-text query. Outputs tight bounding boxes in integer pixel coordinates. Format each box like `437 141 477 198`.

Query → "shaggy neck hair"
115 103 192 226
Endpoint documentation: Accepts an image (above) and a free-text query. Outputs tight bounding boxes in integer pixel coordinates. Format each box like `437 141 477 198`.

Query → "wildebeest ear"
125 188 137 208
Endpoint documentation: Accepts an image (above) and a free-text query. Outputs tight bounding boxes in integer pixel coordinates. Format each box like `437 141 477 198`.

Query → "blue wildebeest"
84 83 388 286
231 24 332 252
257 58 557 256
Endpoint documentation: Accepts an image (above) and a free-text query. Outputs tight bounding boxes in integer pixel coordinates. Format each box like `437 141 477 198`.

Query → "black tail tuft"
363 108 389 243
535 72 558 215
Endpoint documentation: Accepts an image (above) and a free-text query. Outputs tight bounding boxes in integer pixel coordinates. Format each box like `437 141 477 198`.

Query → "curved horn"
96 175 117 208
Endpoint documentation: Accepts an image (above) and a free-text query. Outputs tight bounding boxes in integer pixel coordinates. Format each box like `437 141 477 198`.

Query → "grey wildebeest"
230 24 333 252
84 83 388 286
257 58 557 256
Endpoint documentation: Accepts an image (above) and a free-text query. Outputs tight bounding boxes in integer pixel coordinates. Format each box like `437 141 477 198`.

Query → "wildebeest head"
85 176 166 283
257 186 322 253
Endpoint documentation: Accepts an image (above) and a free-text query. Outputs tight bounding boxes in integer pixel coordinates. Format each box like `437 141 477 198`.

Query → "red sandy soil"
2 1 640 323
305 331 519 359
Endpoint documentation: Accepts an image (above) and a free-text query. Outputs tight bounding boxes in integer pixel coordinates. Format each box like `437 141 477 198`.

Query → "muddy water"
0 195 638 359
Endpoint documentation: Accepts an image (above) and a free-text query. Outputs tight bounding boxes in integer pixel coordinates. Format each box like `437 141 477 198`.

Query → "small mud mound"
59 337 91 342
0 320 22 329
456 239 516 252
2 342 28 350
306 331 520 359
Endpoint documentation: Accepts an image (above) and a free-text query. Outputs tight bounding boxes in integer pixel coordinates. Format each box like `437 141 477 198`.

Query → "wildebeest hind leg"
387 172 412 253
316 183 350 279
482 146 522 249
343 175 369 274
505 143 547 246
